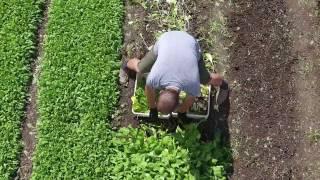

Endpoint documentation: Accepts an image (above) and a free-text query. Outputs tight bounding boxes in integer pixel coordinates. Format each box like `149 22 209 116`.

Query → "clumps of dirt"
225 0 320 179
286 0 320 179
16 0 51 179
113 1 149 128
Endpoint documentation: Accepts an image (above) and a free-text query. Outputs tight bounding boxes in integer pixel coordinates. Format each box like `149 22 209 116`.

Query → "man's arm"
145 85 157 109
127 45 158 74
177 95 195 113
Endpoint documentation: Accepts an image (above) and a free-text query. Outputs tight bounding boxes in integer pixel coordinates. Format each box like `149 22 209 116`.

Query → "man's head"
210 73 223 87
157 89 179 115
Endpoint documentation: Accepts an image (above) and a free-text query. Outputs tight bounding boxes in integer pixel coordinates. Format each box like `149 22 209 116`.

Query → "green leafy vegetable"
0 0 44 178
32 0 124 178
108 124 230 179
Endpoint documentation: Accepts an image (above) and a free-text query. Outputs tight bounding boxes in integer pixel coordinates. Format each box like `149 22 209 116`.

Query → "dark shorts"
138 48 211 84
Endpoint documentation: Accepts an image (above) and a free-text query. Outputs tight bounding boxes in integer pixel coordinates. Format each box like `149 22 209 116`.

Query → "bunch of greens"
0 0 44 178
132 86 149 113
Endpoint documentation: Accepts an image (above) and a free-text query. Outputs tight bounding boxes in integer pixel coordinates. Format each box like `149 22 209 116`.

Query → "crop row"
0 0 44 178
31 0 123 178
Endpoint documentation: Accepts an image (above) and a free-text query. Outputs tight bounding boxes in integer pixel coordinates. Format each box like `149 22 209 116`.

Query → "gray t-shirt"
146 31 201 96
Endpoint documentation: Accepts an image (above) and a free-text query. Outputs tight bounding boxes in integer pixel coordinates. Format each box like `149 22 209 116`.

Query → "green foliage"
307 130 320 144
0 0 44 178
32 0 123 178
108 126 191 179
174 125 231 179
135 0 190 39
108 125 230 180
132 86 149 113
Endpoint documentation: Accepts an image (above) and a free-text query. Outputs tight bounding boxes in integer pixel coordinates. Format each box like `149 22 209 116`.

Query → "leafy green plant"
132 86 149 113
173 125 232 179
0 0 44 178
307 130 320 144
108 124 230 179
135 0 190 39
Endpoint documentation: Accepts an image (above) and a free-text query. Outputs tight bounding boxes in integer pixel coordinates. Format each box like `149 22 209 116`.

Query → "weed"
307 130 320 144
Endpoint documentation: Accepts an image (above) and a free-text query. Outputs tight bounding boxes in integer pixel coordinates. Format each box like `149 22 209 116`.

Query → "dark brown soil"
286 0 320 179
226 0 320 179
113 0 148 128
16 1 50 179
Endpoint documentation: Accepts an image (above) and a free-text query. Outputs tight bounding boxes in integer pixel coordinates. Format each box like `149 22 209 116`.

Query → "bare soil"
287 0 320 179
16 1 50 179
226 0 320 179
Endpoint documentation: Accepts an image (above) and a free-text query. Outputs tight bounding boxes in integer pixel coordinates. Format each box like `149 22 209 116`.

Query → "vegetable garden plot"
0 0 44 178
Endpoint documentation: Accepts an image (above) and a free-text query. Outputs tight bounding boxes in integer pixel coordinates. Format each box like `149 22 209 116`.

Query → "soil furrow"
16 1 51 179
227 0 300 179
286 0 320 179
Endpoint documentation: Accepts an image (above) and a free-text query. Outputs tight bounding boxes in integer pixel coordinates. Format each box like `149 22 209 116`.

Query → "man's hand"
127 58 140 73
149 108 158 122
210 73 223 87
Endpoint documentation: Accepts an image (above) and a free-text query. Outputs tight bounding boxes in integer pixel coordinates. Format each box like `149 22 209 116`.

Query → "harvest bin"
131 74 211 119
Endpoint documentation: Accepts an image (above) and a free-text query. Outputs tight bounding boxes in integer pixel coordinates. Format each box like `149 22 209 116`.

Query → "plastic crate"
132 74 211 119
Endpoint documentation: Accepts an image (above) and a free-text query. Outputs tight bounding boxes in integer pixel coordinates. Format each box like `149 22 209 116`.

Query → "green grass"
0 0 44 178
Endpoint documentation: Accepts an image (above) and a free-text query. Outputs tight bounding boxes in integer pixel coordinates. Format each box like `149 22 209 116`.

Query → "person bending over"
124 31 229 122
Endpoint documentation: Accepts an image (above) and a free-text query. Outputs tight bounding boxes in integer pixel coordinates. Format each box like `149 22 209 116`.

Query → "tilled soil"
286 0 320 179
226 0 320 179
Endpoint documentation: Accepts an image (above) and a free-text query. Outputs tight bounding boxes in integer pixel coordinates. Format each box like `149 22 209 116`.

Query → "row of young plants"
0 0 44 178
31 0 123 178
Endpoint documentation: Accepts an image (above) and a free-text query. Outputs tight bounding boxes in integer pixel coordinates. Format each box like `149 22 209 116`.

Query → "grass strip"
0 0 44 178
32 0 123 178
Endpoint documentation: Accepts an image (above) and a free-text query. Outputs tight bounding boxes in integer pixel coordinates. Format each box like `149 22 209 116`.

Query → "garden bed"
0 0 44 178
